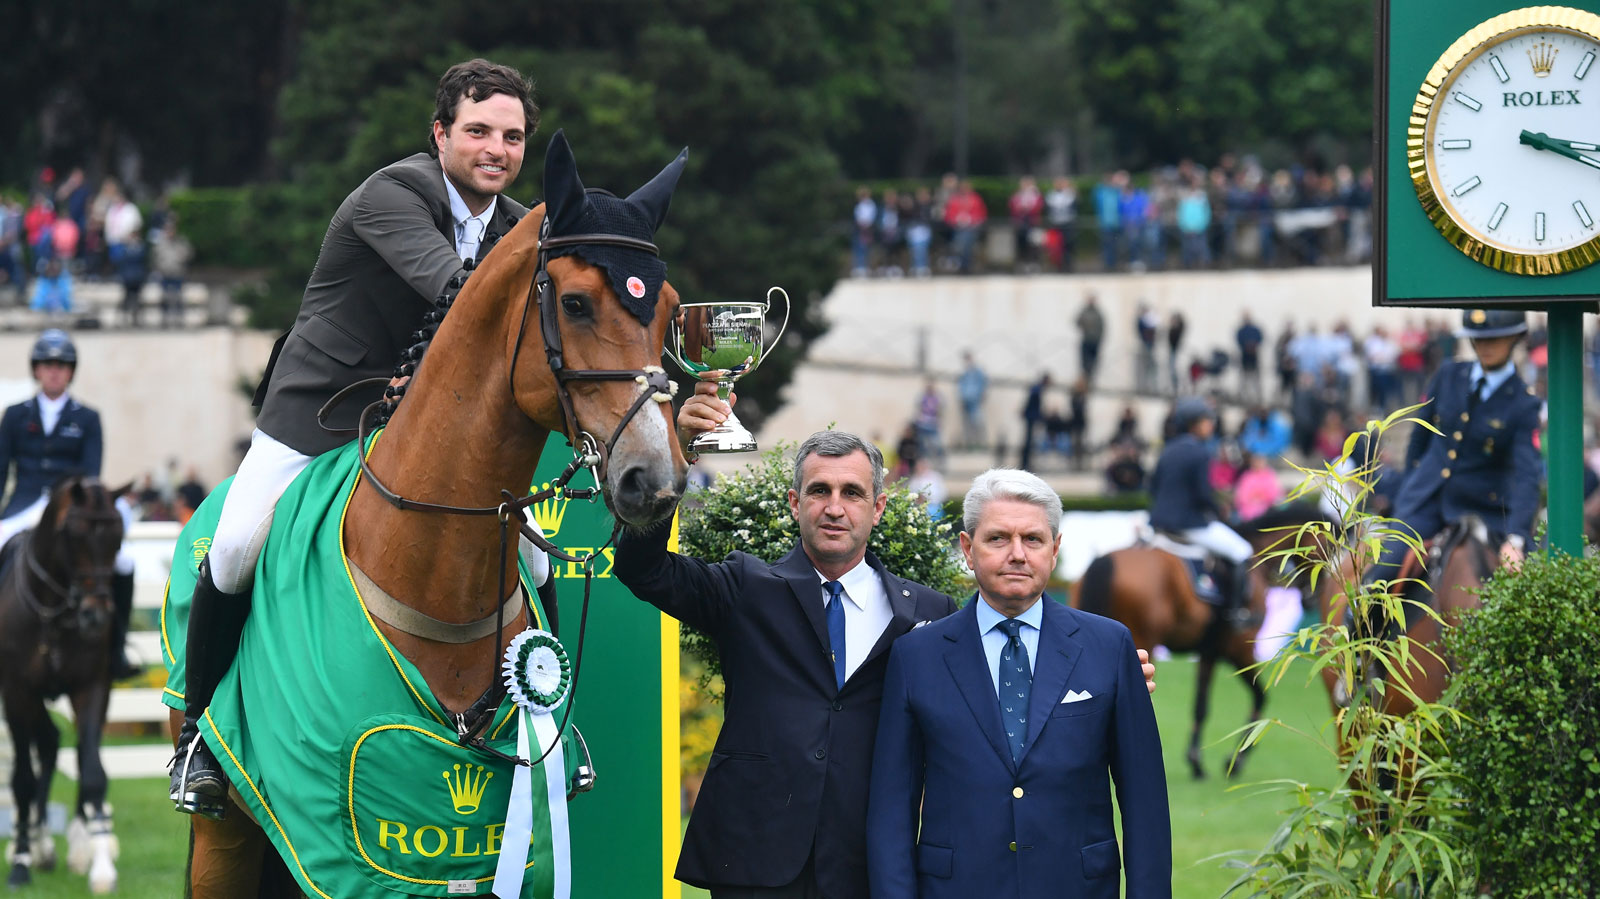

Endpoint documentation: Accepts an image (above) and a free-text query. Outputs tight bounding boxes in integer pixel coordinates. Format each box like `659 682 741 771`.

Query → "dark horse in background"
1071 502 1331 779
0 477 127 892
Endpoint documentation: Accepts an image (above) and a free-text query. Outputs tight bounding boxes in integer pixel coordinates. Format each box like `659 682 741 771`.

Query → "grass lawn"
5 657 1335 897
683 654 1337 899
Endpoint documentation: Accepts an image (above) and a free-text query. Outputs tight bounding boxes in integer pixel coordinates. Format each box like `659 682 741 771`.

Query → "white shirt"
442 169 496 262
975 595 1043 696
36 392 69 435
816 558 892 682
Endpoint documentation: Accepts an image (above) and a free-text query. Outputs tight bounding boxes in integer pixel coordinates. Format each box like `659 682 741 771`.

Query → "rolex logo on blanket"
161 439 574 898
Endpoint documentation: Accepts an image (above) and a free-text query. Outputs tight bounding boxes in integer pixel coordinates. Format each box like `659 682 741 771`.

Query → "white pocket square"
911 620 930 629
1062 689 1093 704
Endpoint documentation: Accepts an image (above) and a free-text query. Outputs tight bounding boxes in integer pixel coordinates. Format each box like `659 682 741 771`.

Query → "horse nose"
613 464 682 526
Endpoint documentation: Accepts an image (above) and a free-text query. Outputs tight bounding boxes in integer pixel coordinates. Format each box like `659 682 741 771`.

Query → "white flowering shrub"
678 442 969 697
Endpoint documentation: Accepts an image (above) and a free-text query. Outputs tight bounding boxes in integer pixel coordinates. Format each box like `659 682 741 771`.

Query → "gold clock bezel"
1408 5 1600 275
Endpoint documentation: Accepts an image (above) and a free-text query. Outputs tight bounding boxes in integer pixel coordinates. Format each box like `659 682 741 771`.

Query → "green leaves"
1445 544 1600 896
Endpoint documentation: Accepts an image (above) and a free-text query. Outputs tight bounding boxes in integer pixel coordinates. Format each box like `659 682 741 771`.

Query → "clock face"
1411 9 1600 274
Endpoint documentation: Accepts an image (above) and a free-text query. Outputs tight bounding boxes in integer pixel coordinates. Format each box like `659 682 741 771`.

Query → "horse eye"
561 294 591 319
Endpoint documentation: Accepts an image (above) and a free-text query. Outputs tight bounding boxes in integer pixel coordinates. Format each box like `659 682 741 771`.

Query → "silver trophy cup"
666 286 790 453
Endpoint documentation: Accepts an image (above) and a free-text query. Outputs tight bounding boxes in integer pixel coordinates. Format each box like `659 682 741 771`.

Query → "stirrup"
170 735 228 820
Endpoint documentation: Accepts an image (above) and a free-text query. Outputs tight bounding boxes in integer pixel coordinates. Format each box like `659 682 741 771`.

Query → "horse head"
508 131 690 527
35 477 126 631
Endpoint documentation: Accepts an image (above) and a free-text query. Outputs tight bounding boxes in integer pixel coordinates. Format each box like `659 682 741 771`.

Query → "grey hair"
792 431 886 497
962 468 1062 537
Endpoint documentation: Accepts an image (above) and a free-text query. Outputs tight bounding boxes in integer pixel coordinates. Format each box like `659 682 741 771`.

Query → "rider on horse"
170 59 551 818
1355 309 1540 657
0 329 136 680
1147 396 1254 611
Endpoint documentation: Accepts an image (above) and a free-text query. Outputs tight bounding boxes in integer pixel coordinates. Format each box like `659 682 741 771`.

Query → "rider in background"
0 329 136 679
1357 309 1541 651
169 59 545 818
1147 396 1253 609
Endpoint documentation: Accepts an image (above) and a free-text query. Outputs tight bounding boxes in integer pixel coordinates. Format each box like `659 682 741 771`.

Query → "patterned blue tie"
997 618 1033 763
825 581 847 690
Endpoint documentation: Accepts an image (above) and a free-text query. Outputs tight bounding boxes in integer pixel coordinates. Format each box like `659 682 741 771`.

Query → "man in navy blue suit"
868 467 1171 899
617 382 1160 898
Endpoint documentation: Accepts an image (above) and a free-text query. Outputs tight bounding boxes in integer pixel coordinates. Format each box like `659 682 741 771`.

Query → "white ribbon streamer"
492 710 569 898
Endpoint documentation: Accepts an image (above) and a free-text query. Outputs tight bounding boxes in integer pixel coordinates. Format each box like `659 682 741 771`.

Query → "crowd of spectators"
845 155 1373 277
0 166 194 325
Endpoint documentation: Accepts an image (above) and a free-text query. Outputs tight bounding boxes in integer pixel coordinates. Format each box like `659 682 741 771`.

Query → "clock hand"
1520 129 1600 170
1540 135 1600 152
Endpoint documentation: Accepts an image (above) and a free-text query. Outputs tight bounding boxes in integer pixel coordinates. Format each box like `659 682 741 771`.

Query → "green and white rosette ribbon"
493 629 572 899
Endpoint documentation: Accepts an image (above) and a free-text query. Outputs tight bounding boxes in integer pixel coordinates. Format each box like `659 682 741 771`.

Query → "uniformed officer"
1147 396 1253 607
1358 308 1542 645
0 329 136 678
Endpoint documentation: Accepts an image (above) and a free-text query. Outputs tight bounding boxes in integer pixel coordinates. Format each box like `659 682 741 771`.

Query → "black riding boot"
169 558 251 820
108 571 138 680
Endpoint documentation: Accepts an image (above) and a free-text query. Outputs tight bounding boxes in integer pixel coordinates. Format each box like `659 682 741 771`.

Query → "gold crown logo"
1528 41 1558 77
442 763 493 815
530 482 569 538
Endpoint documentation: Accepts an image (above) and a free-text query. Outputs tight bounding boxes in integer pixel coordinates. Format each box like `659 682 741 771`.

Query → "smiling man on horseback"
170 58 545 818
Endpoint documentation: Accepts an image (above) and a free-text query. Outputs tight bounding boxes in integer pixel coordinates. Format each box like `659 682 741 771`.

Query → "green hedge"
1446 547 1600 897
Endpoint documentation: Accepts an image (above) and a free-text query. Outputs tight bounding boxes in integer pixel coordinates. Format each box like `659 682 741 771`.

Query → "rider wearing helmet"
1356 309 1542 652
169 59 543 819
0 329 135 678
1147 396 1254 607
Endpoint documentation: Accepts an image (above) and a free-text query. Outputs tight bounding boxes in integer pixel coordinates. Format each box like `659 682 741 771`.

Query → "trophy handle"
749 286 790 375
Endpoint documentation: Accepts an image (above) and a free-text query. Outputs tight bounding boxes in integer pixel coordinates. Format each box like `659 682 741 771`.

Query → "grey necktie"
460 218 485 262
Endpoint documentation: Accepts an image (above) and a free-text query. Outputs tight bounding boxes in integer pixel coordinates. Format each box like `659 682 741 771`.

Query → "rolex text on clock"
1410 6 1600 274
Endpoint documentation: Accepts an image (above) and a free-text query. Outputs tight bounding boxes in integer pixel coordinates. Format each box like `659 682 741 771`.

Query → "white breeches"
209 429 550 595
1 493 139 574
1180 521 1253 564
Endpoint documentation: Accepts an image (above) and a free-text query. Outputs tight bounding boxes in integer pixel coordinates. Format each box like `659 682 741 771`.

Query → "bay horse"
166 132 691 898
1313 515 1496 717
1070 504 1330 779
0 476 127 892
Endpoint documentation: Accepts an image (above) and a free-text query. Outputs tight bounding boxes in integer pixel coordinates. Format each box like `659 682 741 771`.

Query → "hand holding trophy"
665 286 790 453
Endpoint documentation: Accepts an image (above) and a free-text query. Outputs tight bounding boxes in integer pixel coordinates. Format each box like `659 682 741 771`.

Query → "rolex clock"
1410 6 1600 274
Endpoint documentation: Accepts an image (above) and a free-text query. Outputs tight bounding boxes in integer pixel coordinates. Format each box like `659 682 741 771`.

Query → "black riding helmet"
30 328 77 366
1457 308 1528 339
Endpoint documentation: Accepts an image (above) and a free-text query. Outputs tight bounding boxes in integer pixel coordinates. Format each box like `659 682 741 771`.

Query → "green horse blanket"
162 438 570 898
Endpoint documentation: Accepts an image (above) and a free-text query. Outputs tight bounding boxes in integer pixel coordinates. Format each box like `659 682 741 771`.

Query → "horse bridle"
345 219 678 768
12 509 121 633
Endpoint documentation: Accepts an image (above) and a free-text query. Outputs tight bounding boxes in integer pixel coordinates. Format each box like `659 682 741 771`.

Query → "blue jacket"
0 395 103 518
613 524 957 899
1394 360 1543 541
1147 433 1216 531
867 597 1170 899
1238 412 1290 460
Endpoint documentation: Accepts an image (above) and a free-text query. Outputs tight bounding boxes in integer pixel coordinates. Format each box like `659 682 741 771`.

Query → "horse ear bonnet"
542 129 687 327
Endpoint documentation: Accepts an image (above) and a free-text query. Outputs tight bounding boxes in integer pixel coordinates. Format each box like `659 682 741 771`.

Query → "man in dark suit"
1147 395 1252 607
868 467 1171 899
616 382 1159 898
170 59 538 816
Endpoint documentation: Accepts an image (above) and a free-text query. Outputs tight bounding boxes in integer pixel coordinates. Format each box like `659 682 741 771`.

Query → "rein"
324 223 677 768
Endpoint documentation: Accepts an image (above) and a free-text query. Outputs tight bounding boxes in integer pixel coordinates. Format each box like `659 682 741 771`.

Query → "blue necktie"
825 581 846 690
997 618 1033 763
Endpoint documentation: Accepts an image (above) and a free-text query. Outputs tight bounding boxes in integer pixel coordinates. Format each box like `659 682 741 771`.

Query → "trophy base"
690 415 759 454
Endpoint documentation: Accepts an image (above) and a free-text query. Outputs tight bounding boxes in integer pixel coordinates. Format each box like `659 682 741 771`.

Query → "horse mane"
376 205 547 423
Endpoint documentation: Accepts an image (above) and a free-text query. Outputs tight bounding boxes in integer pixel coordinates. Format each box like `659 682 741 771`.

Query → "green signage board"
1377 0 1600 306
531 451 680 897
